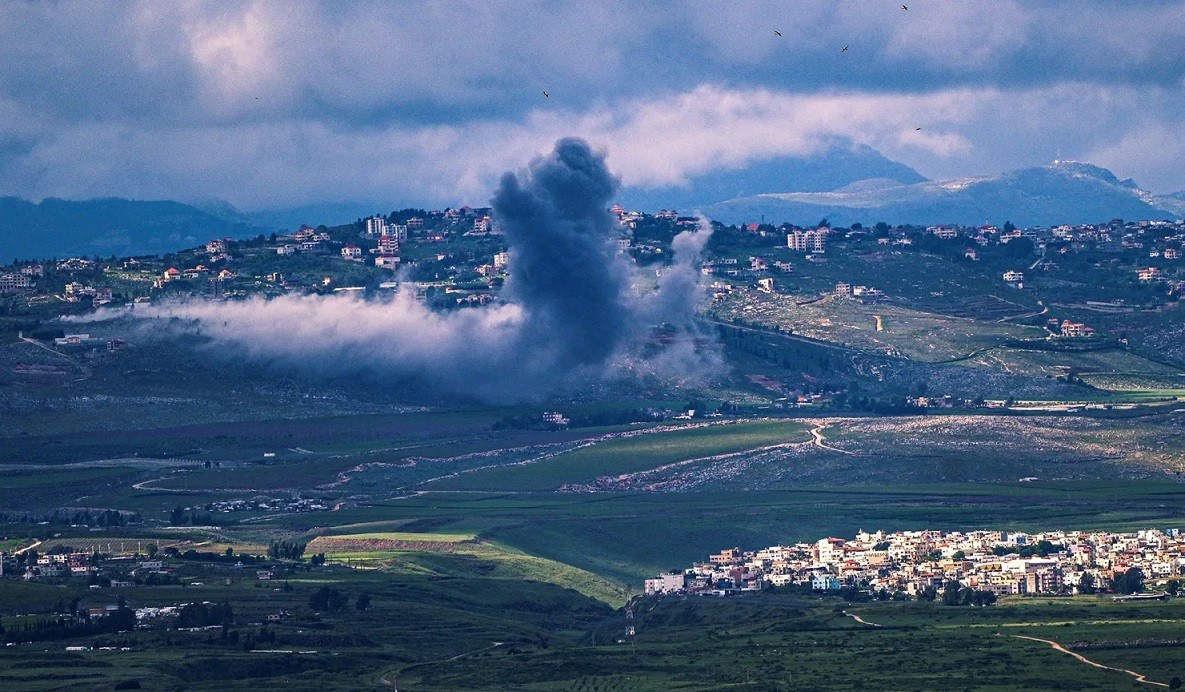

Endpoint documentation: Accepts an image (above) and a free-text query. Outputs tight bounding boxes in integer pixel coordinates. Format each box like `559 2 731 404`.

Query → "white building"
788 228 828 253
0 273 32 292
644 572 687 595
811 574 841 590
365 216 388 236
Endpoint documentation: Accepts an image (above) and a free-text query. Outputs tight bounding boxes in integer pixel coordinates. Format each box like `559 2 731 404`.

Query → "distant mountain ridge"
0 197 264 262
705 161 1183 227
616 141 927 213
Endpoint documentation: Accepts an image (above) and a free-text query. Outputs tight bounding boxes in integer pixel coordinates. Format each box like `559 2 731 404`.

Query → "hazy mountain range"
705 161 1184 227
0 197 262 263
1 150 1182 261
615 142 927 212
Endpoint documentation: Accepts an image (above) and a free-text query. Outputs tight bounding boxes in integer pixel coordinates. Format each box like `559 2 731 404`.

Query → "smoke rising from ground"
95 138 720 402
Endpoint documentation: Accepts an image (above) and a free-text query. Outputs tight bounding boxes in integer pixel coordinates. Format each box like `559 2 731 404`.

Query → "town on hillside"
647 528 1182 600
1 207 1183 416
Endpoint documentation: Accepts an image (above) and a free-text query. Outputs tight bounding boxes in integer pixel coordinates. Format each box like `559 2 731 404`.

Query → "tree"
1078 572 1096 595
942 580 963 606
1111 567 1145 595
309 586 349 612
1169 676 1181 690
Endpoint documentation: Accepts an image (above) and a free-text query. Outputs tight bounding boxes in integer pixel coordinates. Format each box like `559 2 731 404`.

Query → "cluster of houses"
208 496 333 514
646 528 1185 598
4 206 1182 326
834 282 885 301
274 226 335 256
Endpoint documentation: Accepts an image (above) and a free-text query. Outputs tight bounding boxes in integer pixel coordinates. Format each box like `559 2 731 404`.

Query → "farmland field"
430 420 813 491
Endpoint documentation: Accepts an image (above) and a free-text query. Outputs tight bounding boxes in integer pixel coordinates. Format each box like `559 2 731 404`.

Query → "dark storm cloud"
88 139 721 402
2 1 1185 204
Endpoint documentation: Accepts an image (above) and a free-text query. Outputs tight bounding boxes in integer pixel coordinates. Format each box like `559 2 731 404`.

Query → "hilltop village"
647 528 1182 600
1 206 1183 415
1 208 1182 320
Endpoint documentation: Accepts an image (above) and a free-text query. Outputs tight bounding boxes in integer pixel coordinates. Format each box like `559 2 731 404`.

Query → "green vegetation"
2 157 1185 689
390 593 1185 690
434 420 812 491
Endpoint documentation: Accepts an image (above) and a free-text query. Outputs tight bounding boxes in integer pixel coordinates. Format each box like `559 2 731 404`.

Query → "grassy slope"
432 420 812 492
397 593 1185 690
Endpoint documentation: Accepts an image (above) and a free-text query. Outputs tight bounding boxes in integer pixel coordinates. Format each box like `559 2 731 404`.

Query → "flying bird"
915 127 922 131
902 4 908 9
542 91 549 98
774 30 782 36
842 45 849 52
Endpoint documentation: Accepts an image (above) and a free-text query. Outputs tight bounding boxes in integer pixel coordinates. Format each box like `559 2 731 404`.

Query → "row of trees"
267 539 307 561
1 607 136 644
169 506 215 526
307 585 370 612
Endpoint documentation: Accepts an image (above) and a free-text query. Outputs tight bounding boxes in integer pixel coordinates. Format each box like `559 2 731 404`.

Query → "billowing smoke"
90 138 721 402
631 216 724 385
493 137 631 371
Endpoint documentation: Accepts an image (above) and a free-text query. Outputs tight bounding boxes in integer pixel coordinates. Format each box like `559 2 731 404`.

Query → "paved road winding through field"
14 539 42 555
1009 634 1168 688
379 642 505 688
19 334 92 381
842 610 882 627
810 424 853 455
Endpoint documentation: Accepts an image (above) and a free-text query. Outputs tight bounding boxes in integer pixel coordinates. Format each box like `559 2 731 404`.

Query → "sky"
2 0 1184 210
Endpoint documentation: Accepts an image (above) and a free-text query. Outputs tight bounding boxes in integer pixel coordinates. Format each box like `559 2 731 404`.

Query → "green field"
392 593 1185 690
432 420 813 491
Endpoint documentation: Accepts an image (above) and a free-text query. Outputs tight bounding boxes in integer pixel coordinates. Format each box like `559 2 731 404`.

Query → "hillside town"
646 528 1184 599
1 210 1182 318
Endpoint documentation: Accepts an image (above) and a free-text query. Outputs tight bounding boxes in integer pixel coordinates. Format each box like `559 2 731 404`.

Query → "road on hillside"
1009 634 1168 688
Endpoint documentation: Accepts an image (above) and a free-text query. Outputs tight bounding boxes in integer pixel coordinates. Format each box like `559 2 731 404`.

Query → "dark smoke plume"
494 137 631 371
85 138 721 402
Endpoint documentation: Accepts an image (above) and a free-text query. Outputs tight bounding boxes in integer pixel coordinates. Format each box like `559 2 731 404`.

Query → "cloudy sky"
2 1 1184 210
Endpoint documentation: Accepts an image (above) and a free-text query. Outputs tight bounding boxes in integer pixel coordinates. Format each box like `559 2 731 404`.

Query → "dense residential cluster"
646 528 1185 599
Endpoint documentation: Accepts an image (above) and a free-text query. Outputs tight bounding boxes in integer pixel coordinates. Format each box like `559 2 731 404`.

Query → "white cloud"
4 1 1185 202
10 81 1185 206
1089 124 1185 193
185 2 283 104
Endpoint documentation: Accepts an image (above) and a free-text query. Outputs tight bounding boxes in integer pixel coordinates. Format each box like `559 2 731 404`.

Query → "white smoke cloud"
87 139 725 402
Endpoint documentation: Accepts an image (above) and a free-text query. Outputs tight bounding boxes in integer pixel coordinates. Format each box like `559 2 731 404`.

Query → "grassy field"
308 530 631 605
224 481 1185 588
6 551 1185 690
432 420 812 492
392 591 1185 690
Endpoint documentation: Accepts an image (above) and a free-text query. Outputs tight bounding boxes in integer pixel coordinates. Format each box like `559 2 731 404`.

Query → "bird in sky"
902 4 908 10
774 30 782 36
842 45 849 52
915 127 922 131
542 91 549 98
